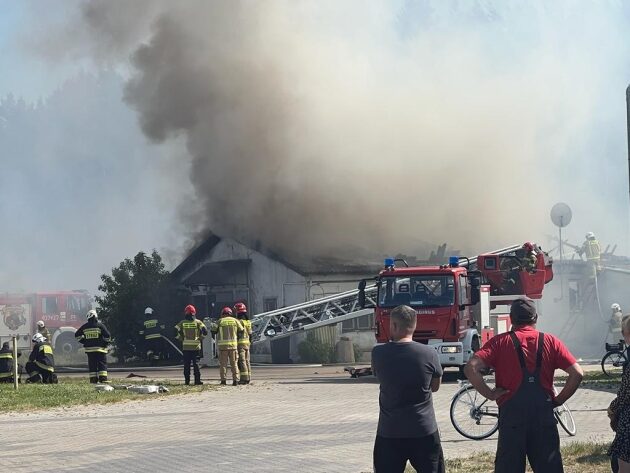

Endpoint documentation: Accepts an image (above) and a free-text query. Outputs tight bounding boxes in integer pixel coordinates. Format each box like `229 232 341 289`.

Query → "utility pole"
12 335 18 390
627 85 630 202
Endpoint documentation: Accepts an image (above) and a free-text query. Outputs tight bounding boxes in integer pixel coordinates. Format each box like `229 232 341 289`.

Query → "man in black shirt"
372 304 444 473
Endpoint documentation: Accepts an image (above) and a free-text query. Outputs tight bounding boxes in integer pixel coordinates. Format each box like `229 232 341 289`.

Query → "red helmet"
234 302 247 314
184 304 196 315
221 307 233 316
523 242 534 251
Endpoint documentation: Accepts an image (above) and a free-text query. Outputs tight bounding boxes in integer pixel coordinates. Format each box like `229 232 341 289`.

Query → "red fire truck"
0 291 92 353
358 244 553 370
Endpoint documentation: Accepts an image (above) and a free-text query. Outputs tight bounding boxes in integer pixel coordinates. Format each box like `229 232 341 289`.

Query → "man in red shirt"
464 297 583 473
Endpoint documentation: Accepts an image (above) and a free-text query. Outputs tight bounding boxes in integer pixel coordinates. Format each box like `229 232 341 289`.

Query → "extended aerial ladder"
250 244 526 345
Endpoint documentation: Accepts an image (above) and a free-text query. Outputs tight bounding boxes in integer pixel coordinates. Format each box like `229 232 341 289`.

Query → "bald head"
390 305 417 341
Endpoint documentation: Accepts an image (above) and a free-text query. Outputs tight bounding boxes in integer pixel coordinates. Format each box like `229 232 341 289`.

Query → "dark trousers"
373 431 445 473
0 376 14 383
87 352 108 383
25 362 55 384
183 350 201 384
495 424 563 473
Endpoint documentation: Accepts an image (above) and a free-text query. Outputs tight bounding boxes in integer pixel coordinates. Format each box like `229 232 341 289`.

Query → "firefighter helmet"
221 307 233 316
184 305 196 316
523 242 534 251
234 302 247 314
144 307 154 315
86 309 98 320
611 303 621 311
36 320 45 328
586 232 595 240
32 333 45 343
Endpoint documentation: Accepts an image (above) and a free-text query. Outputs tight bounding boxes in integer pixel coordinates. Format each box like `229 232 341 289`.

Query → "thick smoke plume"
56 0 630 260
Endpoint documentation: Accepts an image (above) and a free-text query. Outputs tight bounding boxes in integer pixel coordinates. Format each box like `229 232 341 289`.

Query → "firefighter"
610 303 624 342
0 341 16 383
36 321 52 345
211 307 243 386
25 333 56 384
522 242 538 273
75 309 111 383
577 232 601 277
234 302 253 385
175 304 207 385
139 307 165 364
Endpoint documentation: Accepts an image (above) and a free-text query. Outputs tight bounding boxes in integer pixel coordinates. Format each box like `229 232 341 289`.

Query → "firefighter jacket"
582 239 601 261
75 320 111 354
38 327 52 344
237 319 253 348
212 316 244 350
0 346 14 379
175 316 208 352
29 342 54 372
523 251 537 272
139 318 165 340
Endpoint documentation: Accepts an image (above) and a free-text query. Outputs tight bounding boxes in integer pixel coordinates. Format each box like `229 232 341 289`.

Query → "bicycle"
601 341 628 378
450 378 577 440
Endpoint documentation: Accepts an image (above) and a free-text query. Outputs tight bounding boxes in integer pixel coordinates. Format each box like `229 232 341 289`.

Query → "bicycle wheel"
554 403 577 436
450 384 499 440
601 351 627 377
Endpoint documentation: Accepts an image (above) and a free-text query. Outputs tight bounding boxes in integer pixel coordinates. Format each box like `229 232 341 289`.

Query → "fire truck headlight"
441 346 462 354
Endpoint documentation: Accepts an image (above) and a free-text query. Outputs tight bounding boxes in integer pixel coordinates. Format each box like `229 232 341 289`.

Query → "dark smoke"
47 1 630 260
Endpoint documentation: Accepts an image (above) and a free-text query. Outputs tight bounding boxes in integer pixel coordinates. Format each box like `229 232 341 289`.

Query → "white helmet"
144 307 154 315
36 320 45 328
32 333 45 343
86 309 98 320
611 303 621 311
586 232 595 240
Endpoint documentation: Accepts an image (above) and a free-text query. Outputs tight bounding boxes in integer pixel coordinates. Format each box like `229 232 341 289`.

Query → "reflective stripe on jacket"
75 322 111 354
175 318 207 351
29 343 54 372
0 348 13 375
140 318 165 340
584 239 601 261
237 319 253 347
215 316 244 350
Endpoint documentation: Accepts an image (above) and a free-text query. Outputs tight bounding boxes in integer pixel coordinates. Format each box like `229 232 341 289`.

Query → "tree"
95 250 170 361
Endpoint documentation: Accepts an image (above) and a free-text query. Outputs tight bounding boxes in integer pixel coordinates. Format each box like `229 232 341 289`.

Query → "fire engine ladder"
251 286 378 344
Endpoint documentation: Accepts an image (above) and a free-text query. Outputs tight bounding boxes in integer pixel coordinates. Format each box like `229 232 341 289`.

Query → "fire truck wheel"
55 332 80 355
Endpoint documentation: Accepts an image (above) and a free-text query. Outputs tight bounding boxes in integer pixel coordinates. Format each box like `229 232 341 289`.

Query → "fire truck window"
42 297 58 314
458 276 468 305
379 276 455 308
485 258 496 270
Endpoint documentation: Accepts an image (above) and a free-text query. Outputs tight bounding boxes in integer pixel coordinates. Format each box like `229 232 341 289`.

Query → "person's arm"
75 327 85 344
553 363 583 406
464 355 509 401
430 350 443 392
430 376 441 392
100 324 112 343
200 321 208 338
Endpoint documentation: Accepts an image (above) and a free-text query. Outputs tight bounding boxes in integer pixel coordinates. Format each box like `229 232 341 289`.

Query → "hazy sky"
2 0 630 294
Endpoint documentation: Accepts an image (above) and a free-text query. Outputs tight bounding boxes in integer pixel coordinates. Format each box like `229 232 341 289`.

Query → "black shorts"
373 431 445 473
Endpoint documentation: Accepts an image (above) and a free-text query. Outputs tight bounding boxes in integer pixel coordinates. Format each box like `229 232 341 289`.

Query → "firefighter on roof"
75 309 111 383
211 307 244 386
577 232 601 277
26 333 56 383
234 302 253 384
175 304 207 385
139 307 165 364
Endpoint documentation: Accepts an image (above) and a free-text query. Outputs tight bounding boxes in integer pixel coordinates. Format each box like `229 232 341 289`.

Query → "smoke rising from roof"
55 1 630 260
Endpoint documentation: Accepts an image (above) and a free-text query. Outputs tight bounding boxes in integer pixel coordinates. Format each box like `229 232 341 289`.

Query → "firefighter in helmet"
175 305 207 385
25 333 56 383
211 307 244 386
139 307 165 364
75 309 111 383
36 320 52 346
234 302 253 384
610 303 623 343
577 232 601 277
521 242 538 273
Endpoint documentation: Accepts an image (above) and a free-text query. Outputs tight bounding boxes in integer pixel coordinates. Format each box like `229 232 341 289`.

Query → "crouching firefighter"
0 341 17 383
175 304 207 385
75 309 111 383
234 302 253 384
25 333 57 383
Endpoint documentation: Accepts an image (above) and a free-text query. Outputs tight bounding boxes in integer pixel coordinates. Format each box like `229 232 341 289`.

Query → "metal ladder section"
250 244 524 344
251 286 377 344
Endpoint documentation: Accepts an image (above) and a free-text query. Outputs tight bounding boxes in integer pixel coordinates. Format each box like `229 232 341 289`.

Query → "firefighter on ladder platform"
75 309 111 383
26 333 57 383
577 232 601 277
211 307 243 386
234 302 252 384
175 304 207 385
139 307 165 364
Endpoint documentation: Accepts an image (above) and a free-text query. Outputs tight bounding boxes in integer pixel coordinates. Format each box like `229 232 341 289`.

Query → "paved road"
0 366 617 473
